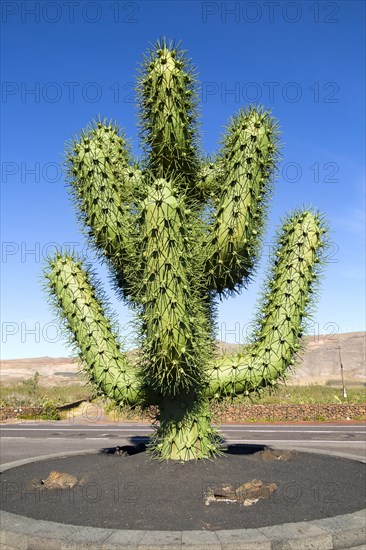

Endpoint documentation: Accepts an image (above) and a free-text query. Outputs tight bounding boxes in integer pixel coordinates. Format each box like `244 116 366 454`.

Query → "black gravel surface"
1 444 365 530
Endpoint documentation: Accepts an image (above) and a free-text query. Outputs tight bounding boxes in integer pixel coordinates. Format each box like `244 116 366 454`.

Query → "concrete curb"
1 449 365 550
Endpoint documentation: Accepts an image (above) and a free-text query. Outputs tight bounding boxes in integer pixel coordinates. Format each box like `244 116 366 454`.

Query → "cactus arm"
45 254 145 406
205 211 326 398
137 178 210 397
137 40 200 196
66 121 142 298
196 159 223 199
203 108 279 294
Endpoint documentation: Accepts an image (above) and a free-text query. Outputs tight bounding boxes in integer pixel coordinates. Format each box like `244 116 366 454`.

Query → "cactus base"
148 393 223 461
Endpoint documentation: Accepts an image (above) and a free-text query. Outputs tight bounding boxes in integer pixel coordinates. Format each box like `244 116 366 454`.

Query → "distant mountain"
1 332 365 387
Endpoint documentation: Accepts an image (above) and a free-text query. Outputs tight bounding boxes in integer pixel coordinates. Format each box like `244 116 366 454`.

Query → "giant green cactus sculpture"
46 40 327 461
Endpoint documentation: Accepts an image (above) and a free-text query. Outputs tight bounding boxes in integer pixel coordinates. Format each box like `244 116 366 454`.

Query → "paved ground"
1 420 365 548
1 421 366 463
1 431 365 549
1 445 365 531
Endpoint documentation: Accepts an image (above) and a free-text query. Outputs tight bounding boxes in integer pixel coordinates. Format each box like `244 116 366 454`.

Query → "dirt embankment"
1 332 365 387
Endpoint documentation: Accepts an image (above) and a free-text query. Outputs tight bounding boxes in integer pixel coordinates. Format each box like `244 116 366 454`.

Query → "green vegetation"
219 384 366 405
1 379 364 423
2 382 363 410
0 379 90 408
44 40 328 460
21 370 40 398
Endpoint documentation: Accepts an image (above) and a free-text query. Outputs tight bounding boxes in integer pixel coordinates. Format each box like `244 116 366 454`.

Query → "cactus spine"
45 40 327 461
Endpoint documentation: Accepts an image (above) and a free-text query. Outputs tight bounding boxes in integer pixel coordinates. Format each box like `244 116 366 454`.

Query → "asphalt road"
1 422 365 464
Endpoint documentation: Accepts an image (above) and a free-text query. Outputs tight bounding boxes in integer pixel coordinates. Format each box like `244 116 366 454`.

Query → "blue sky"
1 0 365 359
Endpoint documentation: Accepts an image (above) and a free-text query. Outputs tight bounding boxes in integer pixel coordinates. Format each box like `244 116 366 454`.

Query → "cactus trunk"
45 39 328 461
149 393 222 461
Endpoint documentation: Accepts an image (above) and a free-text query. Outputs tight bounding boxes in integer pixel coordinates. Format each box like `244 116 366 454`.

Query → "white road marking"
222 429 366 433
0 427 152 432
85 437 110 441
225 439 366 444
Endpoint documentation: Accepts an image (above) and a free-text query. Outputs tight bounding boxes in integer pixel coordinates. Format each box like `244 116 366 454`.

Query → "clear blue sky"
1 0 365 359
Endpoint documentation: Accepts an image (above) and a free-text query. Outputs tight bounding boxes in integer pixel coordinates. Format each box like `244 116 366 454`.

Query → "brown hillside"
1 332 364 387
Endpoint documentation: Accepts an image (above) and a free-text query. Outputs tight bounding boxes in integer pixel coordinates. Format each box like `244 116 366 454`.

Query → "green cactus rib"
46 254 142 406
204 108 279 294
206 211 326 398
196 160 221 199
138 178 211 396
138 40 199 193
44 39 328 461
66 121 142 298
